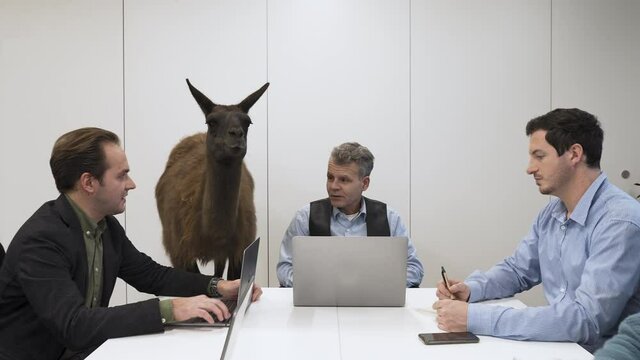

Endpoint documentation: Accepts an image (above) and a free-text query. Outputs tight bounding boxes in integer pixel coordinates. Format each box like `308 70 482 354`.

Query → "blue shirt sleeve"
276 205 310 287
466 215 640 346
466 224 542 303
387 207 424 287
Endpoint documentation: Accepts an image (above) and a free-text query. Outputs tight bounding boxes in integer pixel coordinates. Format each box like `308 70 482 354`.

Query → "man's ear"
78 172 97 194
362 176 370 191
568 143 585 166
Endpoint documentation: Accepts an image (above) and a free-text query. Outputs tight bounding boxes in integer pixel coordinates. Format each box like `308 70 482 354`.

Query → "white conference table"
88 288 593 360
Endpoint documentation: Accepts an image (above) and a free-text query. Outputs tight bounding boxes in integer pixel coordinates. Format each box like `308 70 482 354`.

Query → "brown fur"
155 80 268 279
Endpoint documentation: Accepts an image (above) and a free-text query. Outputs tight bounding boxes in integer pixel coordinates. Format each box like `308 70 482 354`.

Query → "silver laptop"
219 270 255 360
292 236 408 307
169 237 259 328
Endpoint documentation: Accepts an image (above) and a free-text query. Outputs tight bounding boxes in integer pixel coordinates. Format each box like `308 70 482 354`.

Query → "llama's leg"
185 261 200 274
214 259 226 278
227 259 242 280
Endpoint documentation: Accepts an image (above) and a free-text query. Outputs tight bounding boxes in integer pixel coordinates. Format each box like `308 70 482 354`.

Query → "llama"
156 79 269 279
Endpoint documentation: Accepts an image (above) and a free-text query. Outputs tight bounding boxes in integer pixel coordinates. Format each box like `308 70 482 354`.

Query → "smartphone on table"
418 332 479 345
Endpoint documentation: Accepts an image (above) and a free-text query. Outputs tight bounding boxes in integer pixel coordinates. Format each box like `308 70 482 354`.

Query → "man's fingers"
201 299 230 322
251 285 263 302
196 308 215 324
214 301 231 320
436 282 452 300
449 283 461 293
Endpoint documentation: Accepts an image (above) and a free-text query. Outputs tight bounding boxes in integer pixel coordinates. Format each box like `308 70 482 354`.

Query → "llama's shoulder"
164 132 206 167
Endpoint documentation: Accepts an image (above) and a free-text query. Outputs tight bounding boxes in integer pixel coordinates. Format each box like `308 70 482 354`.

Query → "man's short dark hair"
526 108 603 168
50 127 120 193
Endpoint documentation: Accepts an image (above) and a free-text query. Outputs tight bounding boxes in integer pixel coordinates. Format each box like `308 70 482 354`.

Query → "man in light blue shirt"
433 108 640 352
277 142 424 288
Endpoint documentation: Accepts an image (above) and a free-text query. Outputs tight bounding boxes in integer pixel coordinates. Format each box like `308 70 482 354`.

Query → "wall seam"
121 0 128 303
408 0 412 236
550 0 553 110
265 0 271 287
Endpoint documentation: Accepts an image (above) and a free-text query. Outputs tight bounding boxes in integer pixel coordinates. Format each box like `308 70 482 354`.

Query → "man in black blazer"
0 127 262 360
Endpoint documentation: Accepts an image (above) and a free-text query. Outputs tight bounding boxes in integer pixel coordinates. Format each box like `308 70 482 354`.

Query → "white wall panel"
552 0 640 199
267 0 411 285
410 0 551 304
2 0 639 309
123 0 268 301
0 0 126 305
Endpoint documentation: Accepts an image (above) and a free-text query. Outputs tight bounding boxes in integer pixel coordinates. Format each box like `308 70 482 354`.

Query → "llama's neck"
201 158 242 235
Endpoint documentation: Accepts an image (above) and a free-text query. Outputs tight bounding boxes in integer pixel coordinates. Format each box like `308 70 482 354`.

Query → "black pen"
441 266 451 293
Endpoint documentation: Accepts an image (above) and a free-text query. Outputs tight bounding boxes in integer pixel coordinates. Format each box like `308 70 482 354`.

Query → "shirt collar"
331 197 367 219
551 172 607 226
65 194 106 236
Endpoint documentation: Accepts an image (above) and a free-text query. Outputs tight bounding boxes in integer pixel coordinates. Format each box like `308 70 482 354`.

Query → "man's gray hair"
330 142 375 178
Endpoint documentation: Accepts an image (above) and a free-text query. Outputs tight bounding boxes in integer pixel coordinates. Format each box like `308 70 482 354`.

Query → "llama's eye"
239 116 252 128
206 119 218 130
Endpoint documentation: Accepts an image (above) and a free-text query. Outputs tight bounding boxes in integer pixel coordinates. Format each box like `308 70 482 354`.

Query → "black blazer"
0 195 211 360
0 242 4 268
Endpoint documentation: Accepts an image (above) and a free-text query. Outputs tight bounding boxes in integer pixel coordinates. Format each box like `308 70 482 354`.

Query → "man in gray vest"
276 142 423 288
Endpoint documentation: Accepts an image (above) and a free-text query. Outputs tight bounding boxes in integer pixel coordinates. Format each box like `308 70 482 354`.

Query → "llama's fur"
155 80 268 279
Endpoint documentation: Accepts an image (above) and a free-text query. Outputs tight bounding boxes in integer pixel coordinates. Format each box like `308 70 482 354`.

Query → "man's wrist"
159 299 175 324
207 277 222 298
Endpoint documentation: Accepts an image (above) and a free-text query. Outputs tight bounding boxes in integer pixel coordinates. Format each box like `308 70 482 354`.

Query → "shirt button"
560 288 566 293
86 231 91 235
162 318 166 324
560 225 566 230
95 267 99 272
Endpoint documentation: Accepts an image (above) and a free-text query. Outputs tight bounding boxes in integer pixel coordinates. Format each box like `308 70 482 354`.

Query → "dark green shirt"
65 195 174 322
66 195 104 308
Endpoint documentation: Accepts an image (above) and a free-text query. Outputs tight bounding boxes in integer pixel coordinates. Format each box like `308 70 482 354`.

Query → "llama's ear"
238 83 270 113
186 79 218 115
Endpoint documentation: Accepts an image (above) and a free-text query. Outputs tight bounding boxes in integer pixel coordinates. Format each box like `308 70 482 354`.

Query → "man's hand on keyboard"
218 280 263 302
172 295 231 323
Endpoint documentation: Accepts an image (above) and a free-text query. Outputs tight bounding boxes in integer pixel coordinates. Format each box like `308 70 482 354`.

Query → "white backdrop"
1 0 639 307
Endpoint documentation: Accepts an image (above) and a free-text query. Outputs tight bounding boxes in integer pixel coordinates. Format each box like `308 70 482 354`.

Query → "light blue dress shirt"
277 199 424 288
465 173 640 352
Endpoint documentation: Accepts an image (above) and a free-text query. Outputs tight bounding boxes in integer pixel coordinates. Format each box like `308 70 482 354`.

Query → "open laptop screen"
168 237 260 328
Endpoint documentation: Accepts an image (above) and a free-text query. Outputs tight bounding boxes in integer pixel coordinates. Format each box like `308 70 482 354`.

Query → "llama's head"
186 79 269 163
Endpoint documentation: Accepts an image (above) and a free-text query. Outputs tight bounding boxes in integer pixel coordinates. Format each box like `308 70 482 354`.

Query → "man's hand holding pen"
433 266 472 332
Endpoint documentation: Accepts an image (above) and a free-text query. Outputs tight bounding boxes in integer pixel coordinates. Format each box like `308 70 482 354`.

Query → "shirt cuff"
466 280 483 303
467 303 494 335
159 299 175 324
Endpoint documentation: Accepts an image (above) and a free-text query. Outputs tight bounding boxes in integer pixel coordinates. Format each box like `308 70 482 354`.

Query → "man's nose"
526 162 536 175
